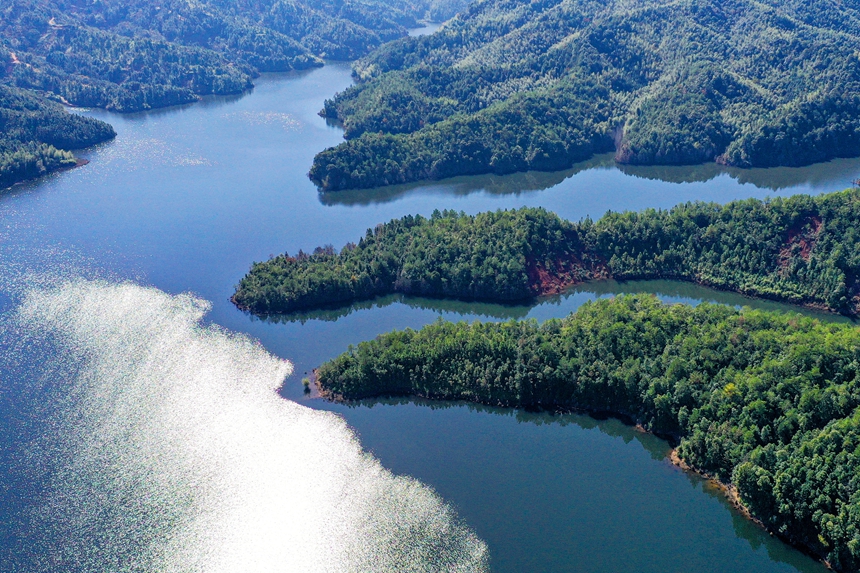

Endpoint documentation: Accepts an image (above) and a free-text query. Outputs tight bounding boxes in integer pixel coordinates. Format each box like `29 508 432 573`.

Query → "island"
316 294 860 571
232 189 860 316
310 0 860 190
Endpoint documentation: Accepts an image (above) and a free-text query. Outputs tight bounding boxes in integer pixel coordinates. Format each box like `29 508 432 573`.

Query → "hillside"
311 0 860 190
0 0 466 185
0 0 463 112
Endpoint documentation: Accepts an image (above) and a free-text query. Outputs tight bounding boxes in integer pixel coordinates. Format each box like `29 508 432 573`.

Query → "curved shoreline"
314 147 860 193
232 194 860 318
665 448 834 571
314 297 860 570
318 382 837 570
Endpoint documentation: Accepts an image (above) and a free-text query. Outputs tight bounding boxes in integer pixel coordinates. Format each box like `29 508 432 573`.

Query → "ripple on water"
222 111 302 131
3 279 488 573
94 137 213 172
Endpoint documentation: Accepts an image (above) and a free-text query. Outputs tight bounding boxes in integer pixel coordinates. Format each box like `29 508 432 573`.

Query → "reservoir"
0 62 855 572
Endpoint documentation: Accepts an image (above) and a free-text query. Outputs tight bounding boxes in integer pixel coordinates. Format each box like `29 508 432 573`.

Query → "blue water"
1 62 854 572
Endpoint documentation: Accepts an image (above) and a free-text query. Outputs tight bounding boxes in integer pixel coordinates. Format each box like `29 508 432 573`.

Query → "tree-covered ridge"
0 83 115 188
311 0 860 190
232 189 860 315
233 207 592 312
1 0 465 113
316 295 860 570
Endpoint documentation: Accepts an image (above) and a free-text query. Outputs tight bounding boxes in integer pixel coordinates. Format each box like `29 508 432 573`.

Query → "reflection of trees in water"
685 467 827 572
571 279 852 324
318 154 616 206
331 396 671 459
250 278 852 325
249 292 534 324
618 156 860 191
727 156 860 190
318 153 860 207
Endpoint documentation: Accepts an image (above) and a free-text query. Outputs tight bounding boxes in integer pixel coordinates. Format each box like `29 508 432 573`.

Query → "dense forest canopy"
232 189 860 316
317 295 860 570
311 0 860 190
0 82 115 188
0 0 465 112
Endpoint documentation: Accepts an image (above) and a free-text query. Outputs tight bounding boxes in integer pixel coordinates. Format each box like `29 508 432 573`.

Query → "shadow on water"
338 396 672 460
318 153 860 207
248 293 535 325
691 474 826 572
5 62 841 573
249 278 853 326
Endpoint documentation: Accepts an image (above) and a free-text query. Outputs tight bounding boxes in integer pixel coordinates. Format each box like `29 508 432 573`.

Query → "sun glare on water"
7 280 488 573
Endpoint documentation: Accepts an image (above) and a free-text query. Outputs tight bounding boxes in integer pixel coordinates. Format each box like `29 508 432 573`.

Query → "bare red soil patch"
779 216 822 269
526 255 608 296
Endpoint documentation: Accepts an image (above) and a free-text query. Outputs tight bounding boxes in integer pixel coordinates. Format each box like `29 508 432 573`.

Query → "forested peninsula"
0 84 115 189
311 0 860 190
232 189 860 315
316 295 860 571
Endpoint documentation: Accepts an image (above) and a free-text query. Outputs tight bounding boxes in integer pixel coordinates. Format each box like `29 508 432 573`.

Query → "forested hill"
316 295 860 570
232 189 860 315
311 0 860 190
0 0 466 185
0 0 465 113
0 83 115 189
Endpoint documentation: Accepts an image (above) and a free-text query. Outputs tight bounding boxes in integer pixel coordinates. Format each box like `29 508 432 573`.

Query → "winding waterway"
1 61 857 572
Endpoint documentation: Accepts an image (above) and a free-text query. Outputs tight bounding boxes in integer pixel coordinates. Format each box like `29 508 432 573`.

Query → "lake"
0 61 855 572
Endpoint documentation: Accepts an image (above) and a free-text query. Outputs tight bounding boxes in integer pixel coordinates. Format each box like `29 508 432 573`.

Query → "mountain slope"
0 0 463 112
0 0 467 185
311 0 860 190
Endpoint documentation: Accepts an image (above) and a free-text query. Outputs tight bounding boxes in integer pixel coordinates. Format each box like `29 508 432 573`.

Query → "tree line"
317 294 860 571
232 189 860 316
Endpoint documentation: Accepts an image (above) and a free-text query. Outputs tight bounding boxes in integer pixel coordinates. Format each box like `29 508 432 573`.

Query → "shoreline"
666 448 835 571
235 273 857 320
313 149 860 193
316 382 838 571
2 157 90 192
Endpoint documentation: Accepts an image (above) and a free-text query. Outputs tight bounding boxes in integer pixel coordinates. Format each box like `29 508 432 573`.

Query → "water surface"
0 62 853 572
